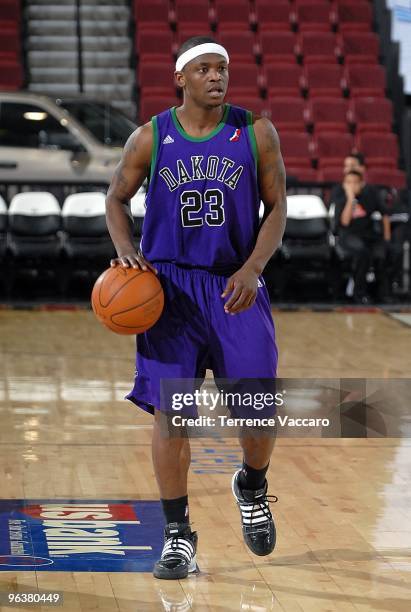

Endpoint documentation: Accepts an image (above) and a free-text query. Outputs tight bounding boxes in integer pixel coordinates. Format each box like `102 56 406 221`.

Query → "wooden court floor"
0 310 410 611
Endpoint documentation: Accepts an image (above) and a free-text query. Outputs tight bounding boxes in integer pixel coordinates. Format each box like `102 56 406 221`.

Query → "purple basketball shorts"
125 262 278 414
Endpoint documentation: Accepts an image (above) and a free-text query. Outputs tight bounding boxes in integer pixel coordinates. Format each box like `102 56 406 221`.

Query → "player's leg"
125 263 208 579
231 417 277 557
232 429 278 556
210 275 279 556
239 431 275 480
152 410 191 501
152 410 198 579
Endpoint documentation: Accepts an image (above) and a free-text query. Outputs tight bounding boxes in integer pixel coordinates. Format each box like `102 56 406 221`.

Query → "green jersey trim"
170 104 230 142
246 110 258 171
150 115 159 181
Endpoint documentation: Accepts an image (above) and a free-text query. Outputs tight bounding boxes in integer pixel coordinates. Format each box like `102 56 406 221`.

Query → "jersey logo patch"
229 128 241 142
163 134 174 144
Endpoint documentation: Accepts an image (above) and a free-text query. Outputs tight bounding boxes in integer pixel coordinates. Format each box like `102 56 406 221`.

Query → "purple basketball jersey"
125 105 278 415
141 104 260 274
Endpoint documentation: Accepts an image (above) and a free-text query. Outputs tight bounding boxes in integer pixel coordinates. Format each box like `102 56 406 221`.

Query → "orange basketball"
91 266 164 335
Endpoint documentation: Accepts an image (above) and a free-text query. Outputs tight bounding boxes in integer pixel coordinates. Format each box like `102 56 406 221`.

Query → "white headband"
175 43 229 72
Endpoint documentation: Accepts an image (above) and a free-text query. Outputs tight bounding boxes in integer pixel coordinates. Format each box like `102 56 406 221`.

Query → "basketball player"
105 37 287 580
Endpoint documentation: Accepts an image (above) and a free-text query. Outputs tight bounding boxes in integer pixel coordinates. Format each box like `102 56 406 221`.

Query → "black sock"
161 495 189 525
238 462 269 491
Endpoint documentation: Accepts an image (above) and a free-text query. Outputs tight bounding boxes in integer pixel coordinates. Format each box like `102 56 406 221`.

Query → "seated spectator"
385 188 411 292
335 170 391 304
329 152 367 206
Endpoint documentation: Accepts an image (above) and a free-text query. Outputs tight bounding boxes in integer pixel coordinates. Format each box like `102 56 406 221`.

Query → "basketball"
91 266 164 335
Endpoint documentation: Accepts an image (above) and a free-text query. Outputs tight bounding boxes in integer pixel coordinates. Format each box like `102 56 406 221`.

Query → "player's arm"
222 117 286 314
105 123 156 272
247 117 287 273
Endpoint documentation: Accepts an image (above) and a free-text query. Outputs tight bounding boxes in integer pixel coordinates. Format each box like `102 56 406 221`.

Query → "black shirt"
331 184 387 239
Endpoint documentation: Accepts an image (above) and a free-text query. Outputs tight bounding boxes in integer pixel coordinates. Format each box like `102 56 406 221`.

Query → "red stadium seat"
345 64 386 98
140 86 178 100
213 2 252 31
174 0 210 4
256 1 292 32
307 97 349 132
280 133 314 167
337 32 379 65
228 64 265 96
0 61 22 89
317 166 345 183
135 21 170 33
286 167 318 182
228 87 262 98
348 97 393 133
217 31 258 63
334 3 373 33
0 5 22 91
172 1 211 26
269 97 307 132
304 64 345 97
297 32 339 64
0 28 19 55
355 133 399 167
314 132 354 165
135 28 174 59
265 63 303 97
176 26 214 44
139 62 176 92
0 50 18 62
138 53 174 68
229 96 270 116
260 32 297 64
133 0 170 26
0 0 20 22
367 168 407 189
293 0 331 4
292 3 333 32
139 96 179 124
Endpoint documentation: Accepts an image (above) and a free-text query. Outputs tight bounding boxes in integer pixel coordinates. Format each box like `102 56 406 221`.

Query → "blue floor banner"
0 500 164 572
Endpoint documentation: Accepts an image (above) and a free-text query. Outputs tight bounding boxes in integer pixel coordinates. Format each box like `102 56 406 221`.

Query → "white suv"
0 91 136 185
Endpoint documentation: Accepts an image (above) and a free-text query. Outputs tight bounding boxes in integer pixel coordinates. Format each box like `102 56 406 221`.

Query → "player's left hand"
221 265 259 315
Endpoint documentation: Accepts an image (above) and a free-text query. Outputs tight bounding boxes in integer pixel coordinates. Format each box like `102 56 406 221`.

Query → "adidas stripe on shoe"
153 522 198 580
232 469 278 556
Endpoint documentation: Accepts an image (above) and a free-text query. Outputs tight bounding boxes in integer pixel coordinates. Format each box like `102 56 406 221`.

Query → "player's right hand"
110 251 158 274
